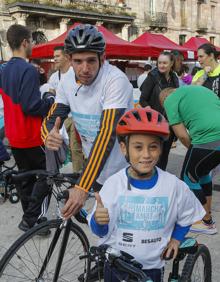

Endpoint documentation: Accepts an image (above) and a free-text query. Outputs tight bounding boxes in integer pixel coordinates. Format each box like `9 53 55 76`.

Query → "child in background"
88 107 205 282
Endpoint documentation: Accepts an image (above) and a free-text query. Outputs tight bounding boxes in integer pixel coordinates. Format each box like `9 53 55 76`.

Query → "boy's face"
120 134 162 178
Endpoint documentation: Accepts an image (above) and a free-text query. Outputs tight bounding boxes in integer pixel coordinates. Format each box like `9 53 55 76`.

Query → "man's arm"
77 108 125 192
62 108 126 219
171 123 191 148
41 102 70 148
20 66 54 117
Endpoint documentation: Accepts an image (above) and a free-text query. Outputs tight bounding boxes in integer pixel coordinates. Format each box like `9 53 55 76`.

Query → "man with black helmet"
42 24 133 218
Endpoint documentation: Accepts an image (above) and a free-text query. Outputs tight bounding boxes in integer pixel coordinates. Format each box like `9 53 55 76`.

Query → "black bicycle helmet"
64 24 106 54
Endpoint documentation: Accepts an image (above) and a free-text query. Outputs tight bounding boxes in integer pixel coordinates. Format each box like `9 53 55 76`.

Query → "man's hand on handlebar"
61 186 88 219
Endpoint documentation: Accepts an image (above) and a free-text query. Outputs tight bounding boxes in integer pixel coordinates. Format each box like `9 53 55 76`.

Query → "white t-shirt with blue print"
88 167 205 269
55 61 133 184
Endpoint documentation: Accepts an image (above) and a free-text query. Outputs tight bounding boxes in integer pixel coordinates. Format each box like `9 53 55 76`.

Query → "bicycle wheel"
180 244 212 282
0 219 90 281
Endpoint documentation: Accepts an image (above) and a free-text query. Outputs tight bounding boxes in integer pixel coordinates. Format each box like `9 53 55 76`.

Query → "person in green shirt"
159 85 220 235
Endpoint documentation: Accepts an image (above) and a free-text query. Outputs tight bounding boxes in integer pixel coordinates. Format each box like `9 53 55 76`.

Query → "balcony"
4 0 135 25
196 20 208 34
144 11 167 32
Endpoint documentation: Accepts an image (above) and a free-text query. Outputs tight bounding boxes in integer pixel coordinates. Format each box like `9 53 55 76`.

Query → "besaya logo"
122 232 133 242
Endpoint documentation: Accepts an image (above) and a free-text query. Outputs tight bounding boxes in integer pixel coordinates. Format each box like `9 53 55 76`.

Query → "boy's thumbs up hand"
95 192 104 208
94 192 110 225
45 117 63 151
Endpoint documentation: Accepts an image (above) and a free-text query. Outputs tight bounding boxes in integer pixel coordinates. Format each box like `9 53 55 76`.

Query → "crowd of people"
0 22 220 282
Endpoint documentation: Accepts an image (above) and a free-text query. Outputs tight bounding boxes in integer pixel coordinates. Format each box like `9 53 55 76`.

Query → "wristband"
75 184 88 193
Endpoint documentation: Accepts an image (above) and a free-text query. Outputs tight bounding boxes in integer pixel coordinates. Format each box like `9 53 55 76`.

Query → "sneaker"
35 217 51 236
190 220 218 235
18 219 51 236
78 262 104 282
18 219 30 232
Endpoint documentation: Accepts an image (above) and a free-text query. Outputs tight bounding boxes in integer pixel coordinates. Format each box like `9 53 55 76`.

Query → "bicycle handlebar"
90 245 152 282
6 170 80 185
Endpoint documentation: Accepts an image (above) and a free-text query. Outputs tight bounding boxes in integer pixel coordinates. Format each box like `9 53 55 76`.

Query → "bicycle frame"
37 219 72 282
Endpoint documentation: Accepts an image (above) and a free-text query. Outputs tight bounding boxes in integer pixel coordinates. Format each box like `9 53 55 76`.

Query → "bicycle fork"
36 219 71 282
168 257 181 282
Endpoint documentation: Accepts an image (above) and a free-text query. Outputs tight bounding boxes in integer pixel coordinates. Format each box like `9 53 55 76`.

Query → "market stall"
132 32 193 59
31 24 151 60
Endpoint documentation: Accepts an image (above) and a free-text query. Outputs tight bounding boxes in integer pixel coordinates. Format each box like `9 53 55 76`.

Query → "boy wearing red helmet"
88 107 205 282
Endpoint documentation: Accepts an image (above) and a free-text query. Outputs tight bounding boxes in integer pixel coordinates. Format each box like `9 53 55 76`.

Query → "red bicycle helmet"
116 107 169 140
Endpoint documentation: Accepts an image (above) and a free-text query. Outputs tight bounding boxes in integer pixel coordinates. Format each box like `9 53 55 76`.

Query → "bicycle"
0 160 19 204
0 169 90 282
0 170 212 282
88 237 212 282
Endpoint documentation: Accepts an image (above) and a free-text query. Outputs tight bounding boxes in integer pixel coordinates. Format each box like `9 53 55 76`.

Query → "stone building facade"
0 0 220 60
126 0 220 46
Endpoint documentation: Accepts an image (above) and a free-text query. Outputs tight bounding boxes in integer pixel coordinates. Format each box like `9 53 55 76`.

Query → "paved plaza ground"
0 141 220 280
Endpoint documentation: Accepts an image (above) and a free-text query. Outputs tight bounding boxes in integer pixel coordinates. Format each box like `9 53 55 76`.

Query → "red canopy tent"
182 37 209 51
31 24 151 60
132 32 191 59
183 37 220 53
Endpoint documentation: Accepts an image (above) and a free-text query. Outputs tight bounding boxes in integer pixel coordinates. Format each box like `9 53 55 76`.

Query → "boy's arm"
89 193 110 237
90 214 109 237
171 223 191 242
162 224 190 260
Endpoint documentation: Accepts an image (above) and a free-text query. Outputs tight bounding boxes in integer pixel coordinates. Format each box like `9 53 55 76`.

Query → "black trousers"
11 146 51 227
157 127 176 170
180 144 220 205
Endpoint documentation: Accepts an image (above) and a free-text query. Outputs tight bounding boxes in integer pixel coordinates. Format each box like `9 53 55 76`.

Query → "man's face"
70 52 104 85
54 50 69 70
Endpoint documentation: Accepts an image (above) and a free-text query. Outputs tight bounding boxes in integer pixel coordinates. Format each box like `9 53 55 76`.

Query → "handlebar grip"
9 170 49 183
115 258 151 282
57 190 69 201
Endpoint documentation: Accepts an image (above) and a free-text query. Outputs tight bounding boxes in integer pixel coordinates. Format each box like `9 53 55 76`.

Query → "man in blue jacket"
0 24 54 233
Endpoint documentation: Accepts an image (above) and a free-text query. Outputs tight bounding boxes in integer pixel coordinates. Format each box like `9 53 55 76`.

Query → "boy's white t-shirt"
55 61 133 184
88 168 205 269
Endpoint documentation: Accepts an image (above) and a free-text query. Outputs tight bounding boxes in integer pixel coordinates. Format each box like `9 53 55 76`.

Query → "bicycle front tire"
180 244 212 282
0 219 90 282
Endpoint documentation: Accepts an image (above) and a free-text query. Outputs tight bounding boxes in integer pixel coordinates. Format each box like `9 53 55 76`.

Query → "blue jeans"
104 262 164 282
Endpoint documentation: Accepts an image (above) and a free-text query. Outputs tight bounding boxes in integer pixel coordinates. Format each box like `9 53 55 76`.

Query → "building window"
149 0 156 15
32 31 48 45
179 34 186 46
211 5 215 30
180 0 186 27
210 36 215 45
197 2 202 23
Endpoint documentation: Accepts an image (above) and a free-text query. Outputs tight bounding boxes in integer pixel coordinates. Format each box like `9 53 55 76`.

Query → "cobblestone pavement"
0 141 220 280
